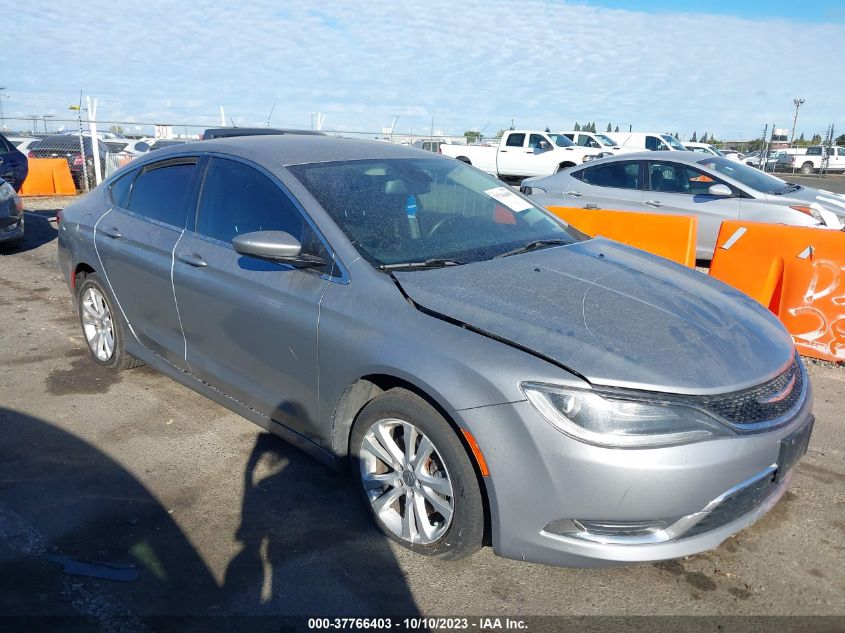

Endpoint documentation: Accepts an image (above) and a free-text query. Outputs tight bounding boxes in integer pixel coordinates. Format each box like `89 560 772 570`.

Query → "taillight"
72 154 83 166
55 209 64 225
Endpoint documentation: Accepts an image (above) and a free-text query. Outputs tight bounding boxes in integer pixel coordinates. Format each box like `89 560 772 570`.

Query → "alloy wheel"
359 418 455 545
81 286 115 361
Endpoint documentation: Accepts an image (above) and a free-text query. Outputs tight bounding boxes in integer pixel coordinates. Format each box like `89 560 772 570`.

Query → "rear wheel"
800 162 814 175
76 273 143 370
350 388 484 559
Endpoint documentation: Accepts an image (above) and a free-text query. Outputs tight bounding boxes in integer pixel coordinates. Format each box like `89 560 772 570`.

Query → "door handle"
567 191 583 197
644 200 664 207
584 204 599 210
101 226 123 239
178 252 207 268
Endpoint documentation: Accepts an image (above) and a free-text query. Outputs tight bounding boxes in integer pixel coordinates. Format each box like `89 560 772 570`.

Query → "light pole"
42 113 55 133
790 98 805 146
0 87 7 130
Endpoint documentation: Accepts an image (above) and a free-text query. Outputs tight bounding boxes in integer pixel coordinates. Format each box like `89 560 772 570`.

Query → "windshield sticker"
484 186 533 212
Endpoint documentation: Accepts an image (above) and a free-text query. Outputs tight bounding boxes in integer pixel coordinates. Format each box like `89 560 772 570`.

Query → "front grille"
696 358 804 427
683 472 777 538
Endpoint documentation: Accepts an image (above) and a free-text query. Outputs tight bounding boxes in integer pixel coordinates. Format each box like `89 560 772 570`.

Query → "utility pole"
789 98 805 146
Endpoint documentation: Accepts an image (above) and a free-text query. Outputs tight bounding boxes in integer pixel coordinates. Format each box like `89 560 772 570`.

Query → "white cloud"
9 0 845 139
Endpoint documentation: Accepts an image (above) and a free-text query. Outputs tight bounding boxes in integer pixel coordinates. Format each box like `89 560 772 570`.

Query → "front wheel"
350 388 484 559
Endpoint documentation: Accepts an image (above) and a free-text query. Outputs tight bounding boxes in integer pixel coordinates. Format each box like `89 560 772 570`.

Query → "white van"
605 131 687 151
560 131 640 154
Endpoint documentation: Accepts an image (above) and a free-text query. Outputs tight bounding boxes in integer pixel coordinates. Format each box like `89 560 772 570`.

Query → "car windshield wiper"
494 238 570 259
378 258 465 271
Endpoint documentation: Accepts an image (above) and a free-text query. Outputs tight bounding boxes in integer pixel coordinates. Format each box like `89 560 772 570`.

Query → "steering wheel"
427 214 467 237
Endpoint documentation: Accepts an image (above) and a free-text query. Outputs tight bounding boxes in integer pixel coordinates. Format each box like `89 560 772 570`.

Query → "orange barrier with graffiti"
710 221 845 362
20 158 77 196
546 206 698 268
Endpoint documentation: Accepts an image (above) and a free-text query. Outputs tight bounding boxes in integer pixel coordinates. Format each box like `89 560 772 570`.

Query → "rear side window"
505 133 525 147
109 170 136 208
127 162 195 227
580 161 640 189
196 158 309 247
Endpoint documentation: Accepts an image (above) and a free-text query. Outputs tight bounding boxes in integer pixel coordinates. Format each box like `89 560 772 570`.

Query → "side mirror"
537 140 551 151
233 230 326 268
707 184 732 197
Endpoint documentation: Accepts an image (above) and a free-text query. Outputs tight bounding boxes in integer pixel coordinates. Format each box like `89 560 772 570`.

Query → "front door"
645 160 739 258
172 156 332 441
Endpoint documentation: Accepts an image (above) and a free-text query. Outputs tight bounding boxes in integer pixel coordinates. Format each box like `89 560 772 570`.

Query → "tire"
349 388 484 560
76 272 143 370
800 162 814 175
0 237 23 251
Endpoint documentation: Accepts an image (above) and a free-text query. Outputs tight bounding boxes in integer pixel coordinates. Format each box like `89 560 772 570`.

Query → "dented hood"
393 238 794 394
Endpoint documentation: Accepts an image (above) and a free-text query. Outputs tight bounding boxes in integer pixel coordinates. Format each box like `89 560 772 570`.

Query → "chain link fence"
1 116 471 193
2 114 841 194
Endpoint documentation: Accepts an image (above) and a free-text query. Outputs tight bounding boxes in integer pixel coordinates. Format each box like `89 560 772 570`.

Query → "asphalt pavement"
0 197 842 632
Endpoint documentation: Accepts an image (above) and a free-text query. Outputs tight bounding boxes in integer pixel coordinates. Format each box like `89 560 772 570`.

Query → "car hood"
393 238 794 395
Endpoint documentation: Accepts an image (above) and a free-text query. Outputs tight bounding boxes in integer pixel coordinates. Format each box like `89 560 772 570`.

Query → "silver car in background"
522 150 844 260
57 137 814 567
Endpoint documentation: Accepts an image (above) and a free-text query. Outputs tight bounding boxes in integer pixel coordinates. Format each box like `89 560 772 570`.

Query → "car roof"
144 135 435 166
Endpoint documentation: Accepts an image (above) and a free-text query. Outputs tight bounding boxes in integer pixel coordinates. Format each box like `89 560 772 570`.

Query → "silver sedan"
521 151 844 260
57 137 813 567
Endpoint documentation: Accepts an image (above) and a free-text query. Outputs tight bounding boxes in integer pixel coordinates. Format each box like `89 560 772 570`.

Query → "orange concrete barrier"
710 221 845 362
547 206 698 267
20 158 77 196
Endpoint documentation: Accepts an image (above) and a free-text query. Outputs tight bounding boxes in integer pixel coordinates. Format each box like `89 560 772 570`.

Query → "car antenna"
230 117 237 128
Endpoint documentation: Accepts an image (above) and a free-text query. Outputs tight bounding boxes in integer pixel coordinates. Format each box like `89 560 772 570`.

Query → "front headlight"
0 182 15 202
522 383 734 448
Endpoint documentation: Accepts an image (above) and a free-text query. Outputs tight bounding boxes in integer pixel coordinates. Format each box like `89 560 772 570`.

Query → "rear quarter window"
109 170 137 208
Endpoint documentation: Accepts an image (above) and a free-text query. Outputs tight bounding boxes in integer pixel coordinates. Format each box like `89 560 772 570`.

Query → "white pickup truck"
776 146 845 174
439 130 604 178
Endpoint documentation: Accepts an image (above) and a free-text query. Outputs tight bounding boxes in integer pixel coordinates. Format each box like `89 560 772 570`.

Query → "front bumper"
457 383 814 568
0 197 24 243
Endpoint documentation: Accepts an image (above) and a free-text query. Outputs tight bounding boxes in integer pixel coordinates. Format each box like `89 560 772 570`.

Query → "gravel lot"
0 194 843 631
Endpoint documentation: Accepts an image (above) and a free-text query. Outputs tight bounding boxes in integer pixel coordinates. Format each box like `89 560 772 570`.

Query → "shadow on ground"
0 408 419 630
0 209 59 254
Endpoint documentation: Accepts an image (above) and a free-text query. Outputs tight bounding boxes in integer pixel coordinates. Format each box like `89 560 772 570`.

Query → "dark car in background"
0 133 30 191
0 176 24 248
28 135 108 190
147 139 190 152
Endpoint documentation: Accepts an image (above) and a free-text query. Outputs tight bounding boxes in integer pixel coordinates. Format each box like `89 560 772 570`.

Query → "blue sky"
8 1 845 140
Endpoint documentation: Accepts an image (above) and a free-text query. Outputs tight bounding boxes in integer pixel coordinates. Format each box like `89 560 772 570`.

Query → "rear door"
564 160 644 211
172 156 332 441
94 157 199 369
645 160 739 257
